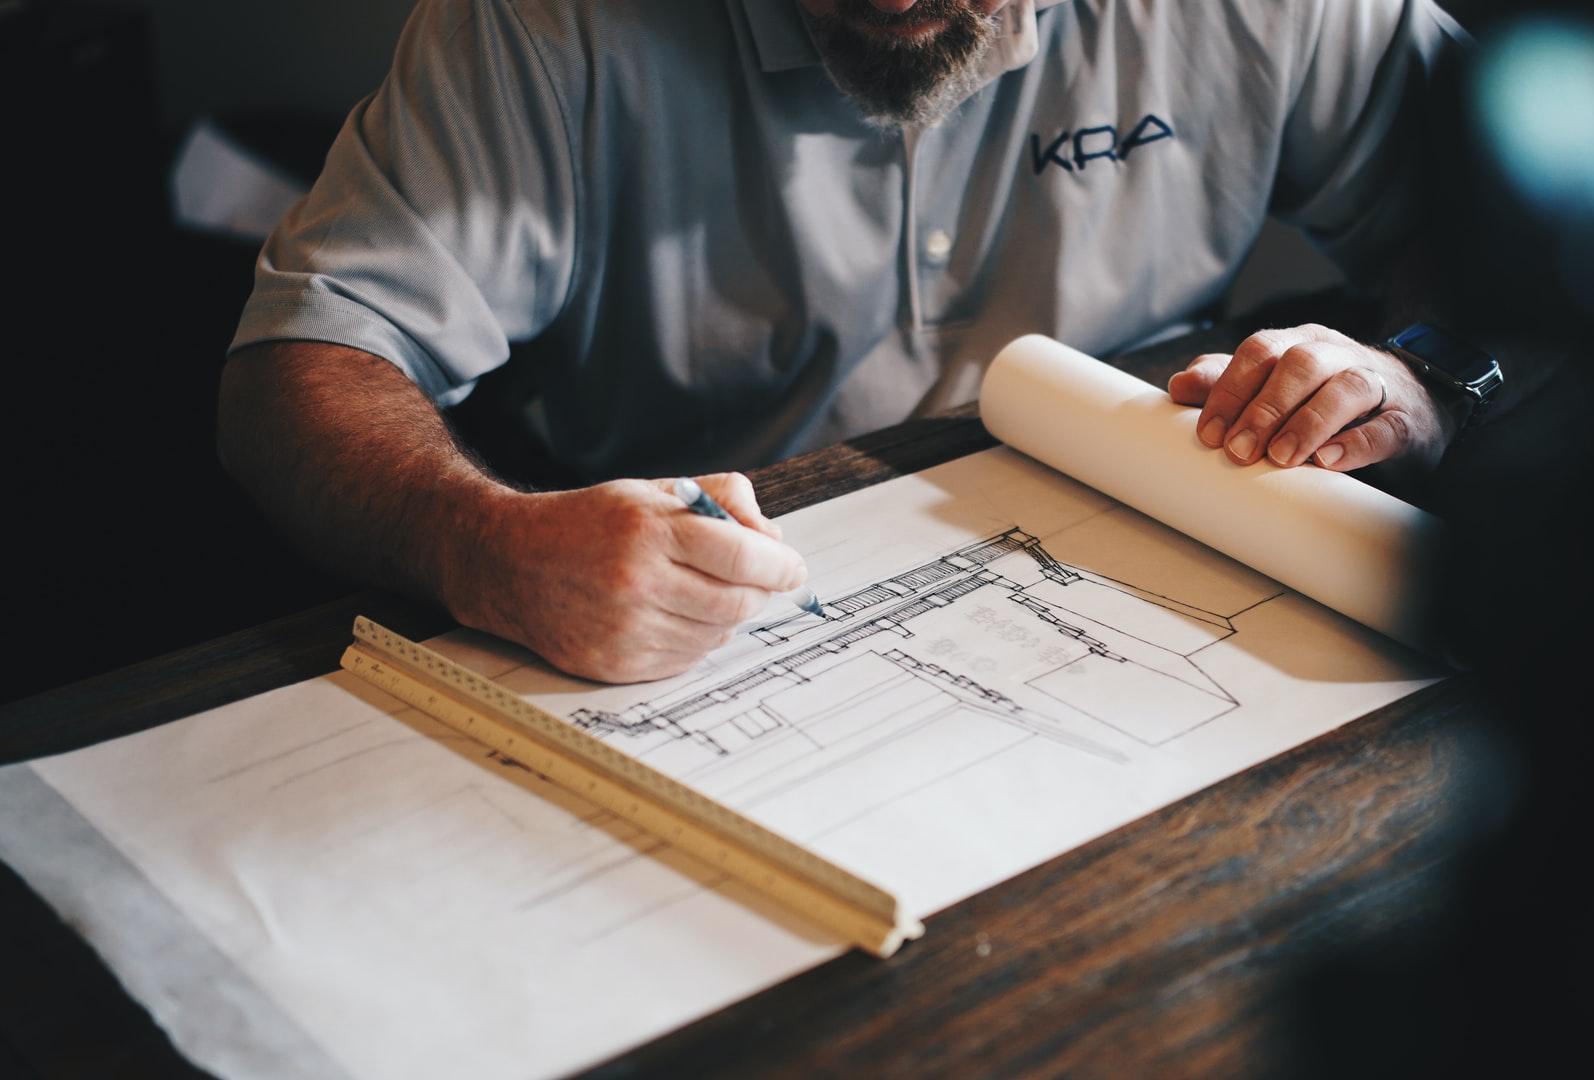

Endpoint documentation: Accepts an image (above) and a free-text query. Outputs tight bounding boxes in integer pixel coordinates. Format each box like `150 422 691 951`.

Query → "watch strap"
1382 323 1503 441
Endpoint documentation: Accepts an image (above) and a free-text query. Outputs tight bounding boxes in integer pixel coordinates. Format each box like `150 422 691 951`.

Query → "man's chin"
809 12 997 128
839 75 986 129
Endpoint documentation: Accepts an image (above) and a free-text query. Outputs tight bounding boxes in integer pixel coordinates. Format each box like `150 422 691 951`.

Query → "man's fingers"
668 512 807 592
1167 354 1230 406
654 562 775 627
694 472 782 539
1223 342 1342 464
531 592 733 684
578 597 742 681
1264 366 1386 467
1313 409 1416 473
666 475 806 590
651 609 740 653
1194 329 1297 447
1195 325 1346 450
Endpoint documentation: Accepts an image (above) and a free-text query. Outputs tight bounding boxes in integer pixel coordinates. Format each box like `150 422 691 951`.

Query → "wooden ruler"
340 617 924 958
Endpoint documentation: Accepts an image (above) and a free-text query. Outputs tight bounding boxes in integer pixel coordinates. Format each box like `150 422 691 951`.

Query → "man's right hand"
447 473 808 683
219 343 808 687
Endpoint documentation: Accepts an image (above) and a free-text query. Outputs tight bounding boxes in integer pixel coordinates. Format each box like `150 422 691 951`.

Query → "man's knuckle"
1248 328 1294 354
1231 339 1270 367
609 497 652 542
1208 386 1249 413
607 561 647 602
1296 401 1334 430
1278 343 1320 370
602 478 647 506
1246 398 1288 427
1382 409 1415 449
1335 428 1369 461
1339 366 1379 400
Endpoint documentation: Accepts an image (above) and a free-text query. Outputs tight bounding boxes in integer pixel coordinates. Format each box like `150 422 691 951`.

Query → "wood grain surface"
0 306 1480 1079
592 681 1472 1079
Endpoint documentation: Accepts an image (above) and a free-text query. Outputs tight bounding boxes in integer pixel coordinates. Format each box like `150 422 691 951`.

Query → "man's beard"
804 1 1001 128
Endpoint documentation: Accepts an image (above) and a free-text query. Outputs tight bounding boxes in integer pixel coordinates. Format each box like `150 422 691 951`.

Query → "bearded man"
219 0 1468 682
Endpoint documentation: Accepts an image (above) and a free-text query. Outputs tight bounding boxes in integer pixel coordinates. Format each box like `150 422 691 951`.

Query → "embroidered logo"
1028 114 1175 175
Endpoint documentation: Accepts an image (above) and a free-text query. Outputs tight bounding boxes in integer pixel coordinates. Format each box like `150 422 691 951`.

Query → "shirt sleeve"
1270 0 1467 280
229 0 577 406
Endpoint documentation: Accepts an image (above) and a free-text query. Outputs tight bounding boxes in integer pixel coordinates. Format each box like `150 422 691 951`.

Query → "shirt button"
924 228 953 265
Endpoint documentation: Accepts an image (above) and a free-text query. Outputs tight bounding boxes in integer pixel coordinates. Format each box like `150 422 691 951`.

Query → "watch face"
1392 324 1501 386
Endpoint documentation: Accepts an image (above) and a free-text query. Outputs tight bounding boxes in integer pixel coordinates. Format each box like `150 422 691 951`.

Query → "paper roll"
979 335 1444 650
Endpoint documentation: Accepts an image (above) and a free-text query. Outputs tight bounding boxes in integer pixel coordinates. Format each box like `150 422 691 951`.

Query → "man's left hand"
1168 324 1458 472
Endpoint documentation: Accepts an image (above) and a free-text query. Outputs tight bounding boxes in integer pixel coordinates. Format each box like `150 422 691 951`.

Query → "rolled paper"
979 335 1444 651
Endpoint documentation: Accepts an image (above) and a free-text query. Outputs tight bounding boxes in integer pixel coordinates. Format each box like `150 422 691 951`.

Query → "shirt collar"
739 1 1070 75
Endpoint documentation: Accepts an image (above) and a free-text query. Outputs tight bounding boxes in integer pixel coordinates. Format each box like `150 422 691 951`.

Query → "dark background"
0 0 1527 702
1 2 1590 1077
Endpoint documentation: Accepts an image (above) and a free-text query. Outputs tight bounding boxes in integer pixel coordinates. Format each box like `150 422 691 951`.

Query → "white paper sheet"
0 351 1446 1078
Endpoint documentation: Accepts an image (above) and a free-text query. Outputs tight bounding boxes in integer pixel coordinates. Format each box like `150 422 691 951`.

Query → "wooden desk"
0 321 1481 1078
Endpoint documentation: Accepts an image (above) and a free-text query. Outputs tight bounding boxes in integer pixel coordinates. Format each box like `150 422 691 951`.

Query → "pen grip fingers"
657 564 776 628
692 472 782 538
668 511 807 592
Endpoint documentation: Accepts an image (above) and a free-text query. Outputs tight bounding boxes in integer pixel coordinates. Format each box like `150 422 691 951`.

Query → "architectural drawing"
568 529 1250 819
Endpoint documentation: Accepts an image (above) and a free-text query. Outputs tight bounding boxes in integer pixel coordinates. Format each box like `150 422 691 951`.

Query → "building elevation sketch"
563 527 1266 832
484 518 1292 929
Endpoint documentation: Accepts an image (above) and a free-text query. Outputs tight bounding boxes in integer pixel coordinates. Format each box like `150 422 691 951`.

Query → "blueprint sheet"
0 447 1443 1079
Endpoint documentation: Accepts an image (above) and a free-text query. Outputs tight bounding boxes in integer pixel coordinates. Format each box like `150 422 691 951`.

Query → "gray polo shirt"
231 0 1462 480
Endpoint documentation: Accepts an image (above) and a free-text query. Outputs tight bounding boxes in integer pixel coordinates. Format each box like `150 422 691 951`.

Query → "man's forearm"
217 341 510 609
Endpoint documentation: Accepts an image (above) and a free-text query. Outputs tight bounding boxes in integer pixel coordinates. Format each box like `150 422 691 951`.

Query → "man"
219 0 1467 682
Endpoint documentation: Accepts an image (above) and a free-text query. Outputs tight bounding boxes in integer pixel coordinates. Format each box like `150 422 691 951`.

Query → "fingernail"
1227 429 1258 461
764 517 783 540
1268 432 1299 466
1200 417 1227 446
1316 443 1345 468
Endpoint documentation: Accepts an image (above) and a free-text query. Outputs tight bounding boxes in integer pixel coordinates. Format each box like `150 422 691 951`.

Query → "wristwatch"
1382 323 1503 438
